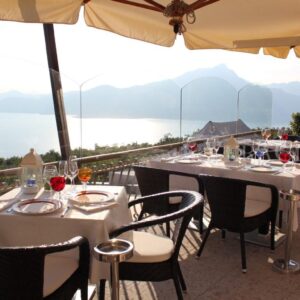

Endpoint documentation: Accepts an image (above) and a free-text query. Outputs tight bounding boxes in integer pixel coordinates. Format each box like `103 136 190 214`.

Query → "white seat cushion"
43 253 79 297
244 185 272 217
119 231 174 263
244 199 271 217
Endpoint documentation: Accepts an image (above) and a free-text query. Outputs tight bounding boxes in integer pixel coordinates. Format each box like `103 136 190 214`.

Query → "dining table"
147 153 300 232
0 184 132 283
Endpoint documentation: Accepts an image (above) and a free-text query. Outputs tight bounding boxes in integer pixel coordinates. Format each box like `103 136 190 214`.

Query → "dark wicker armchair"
99 190 203 300
0 236 90 300
133 165 205 235
196 175 278 272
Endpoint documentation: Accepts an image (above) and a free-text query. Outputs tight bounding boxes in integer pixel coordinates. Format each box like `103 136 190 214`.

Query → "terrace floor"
91 210 300 300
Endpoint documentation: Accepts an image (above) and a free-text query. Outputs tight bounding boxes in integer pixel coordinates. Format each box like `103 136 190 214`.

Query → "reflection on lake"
0 113 201 158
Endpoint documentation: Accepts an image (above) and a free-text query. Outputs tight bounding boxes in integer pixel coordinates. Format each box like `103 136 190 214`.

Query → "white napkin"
0 187 22 212
71 201 118 213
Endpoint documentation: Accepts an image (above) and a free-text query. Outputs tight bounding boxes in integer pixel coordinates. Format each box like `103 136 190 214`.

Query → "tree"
290 112 300 136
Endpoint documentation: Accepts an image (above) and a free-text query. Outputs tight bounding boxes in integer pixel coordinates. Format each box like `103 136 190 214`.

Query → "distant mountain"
0 65 299 127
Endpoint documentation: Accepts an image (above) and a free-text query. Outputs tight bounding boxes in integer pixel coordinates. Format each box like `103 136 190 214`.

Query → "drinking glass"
252 140 267 165
261 128 271 142
58 160 68 178
186 137 198 155
50 176 66 200
279 143 291 173
290 146 297 171
278 127 288 141
78 167 92 191
43 165 58 194
68 155 79 192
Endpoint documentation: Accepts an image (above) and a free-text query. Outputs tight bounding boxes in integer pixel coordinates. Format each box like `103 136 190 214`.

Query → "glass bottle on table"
78 166 93 191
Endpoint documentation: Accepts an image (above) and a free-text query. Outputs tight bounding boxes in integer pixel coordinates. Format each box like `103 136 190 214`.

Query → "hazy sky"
0 14 299 93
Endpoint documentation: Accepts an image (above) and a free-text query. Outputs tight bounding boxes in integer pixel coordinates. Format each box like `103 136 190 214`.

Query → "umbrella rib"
189 0 220 11
112 0 164 12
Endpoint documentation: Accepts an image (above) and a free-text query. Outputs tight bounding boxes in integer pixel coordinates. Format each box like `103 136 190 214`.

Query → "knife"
60 205 70 218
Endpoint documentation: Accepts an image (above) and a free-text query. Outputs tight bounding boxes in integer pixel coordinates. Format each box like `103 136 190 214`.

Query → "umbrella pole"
43 24 71 160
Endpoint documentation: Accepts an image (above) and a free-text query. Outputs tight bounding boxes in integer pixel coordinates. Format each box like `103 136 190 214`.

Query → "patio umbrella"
1 0 300 59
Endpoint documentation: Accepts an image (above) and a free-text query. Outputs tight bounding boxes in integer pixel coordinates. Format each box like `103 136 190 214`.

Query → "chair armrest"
112 190 202 238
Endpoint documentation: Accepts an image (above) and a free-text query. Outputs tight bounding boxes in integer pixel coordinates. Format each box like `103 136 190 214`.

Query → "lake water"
1 113 288 158
0 113 202 158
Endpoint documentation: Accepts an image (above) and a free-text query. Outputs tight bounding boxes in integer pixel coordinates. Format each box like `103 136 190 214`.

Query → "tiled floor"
92 211 300 300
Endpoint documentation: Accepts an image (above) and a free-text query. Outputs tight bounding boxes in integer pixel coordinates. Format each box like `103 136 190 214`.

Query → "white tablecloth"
148 157 300 230
0 185 132 283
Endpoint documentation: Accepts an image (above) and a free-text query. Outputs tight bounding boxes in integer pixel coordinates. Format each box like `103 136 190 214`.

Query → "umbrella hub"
164 0 196 34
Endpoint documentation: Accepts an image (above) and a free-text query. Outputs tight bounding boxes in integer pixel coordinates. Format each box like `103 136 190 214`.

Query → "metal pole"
273 190 300 273
110 261 120 300
43 24 71 160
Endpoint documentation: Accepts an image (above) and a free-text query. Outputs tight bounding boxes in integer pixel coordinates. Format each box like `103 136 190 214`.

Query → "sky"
0 14 299 94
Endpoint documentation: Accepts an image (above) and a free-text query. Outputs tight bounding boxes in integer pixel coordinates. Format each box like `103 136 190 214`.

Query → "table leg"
273 197 300 273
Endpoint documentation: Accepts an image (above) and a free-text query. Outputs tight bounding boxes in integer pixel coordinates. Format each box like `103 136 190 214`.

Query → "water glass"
43 165 58 194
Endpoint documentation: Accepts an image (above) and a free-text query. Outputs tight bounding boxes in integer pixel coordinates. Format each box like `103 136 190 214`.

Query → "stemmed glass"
252 140 268 165
278 127 289 141
50 161 66 200
186 137 198 156
261 128 271 142
78 166 93 191
68 155 79 193
42 165 58 195
278 143 291 173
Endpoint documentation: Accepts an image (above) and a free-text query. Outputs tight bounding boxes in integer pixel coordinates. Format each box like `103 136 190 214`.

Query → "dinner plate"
268 160 292 167
69 190 115 206
13 199 62 215
248 166 277 173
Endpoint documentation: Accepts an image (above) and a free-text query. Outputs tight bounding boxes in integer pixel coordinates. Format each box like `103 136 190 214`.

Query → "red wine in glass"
281 133 288 141
188 143 197 152
50 176 66 200
279 152 290 164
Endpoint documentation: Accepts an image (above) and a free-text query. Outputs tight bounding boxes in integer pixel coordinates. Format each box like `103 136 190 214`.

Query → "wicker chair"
196 175 278 272
0 236 90 300
99 190 203 300
133 165 205 235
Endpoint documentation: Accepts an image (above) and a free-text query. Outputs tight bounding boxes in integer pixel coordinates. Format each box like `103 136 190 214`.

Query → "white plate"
249 166 276 173
69 190 115 206
13 199 62 215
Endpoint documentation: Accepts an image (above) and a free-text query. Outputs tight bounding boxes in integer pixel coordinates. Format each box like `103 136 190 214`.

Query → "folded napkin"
0 188 22 212
71 201 118 213
0 198 20 212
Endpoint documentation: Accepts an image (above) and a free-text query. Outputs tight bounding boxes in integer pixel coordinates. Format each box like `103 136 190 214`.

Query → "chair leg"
173 274 183 300
278 210 283 228
80 281 88 300
176 262 187 292
98 279 106 300
198 204 204 234
196 225 211 258
239 232 247 273
221 229 226 239
270 219 276 250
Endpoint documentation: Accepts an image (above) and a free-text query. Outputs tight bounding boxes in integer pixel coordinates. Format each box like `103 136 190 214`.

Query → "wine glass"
261 128 271 142
278 127 288 141
50 175 66 200
252 140 267 165
58 160 68 178
42 165 58 194
78 167 92 191
278 143 291 173
186 137 197 156
68 155 79 192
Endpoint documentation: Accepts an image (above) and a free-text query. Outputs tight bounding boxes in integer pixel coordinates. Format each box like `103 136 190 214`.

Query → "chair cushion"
244 185 272 217
43 253 79 297
119 231 174 263
244 199 271 217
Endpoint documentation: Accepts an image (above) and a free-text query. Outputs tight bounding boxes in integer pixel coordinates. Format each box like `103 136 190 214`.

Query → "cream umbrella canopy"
1 0 300 58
